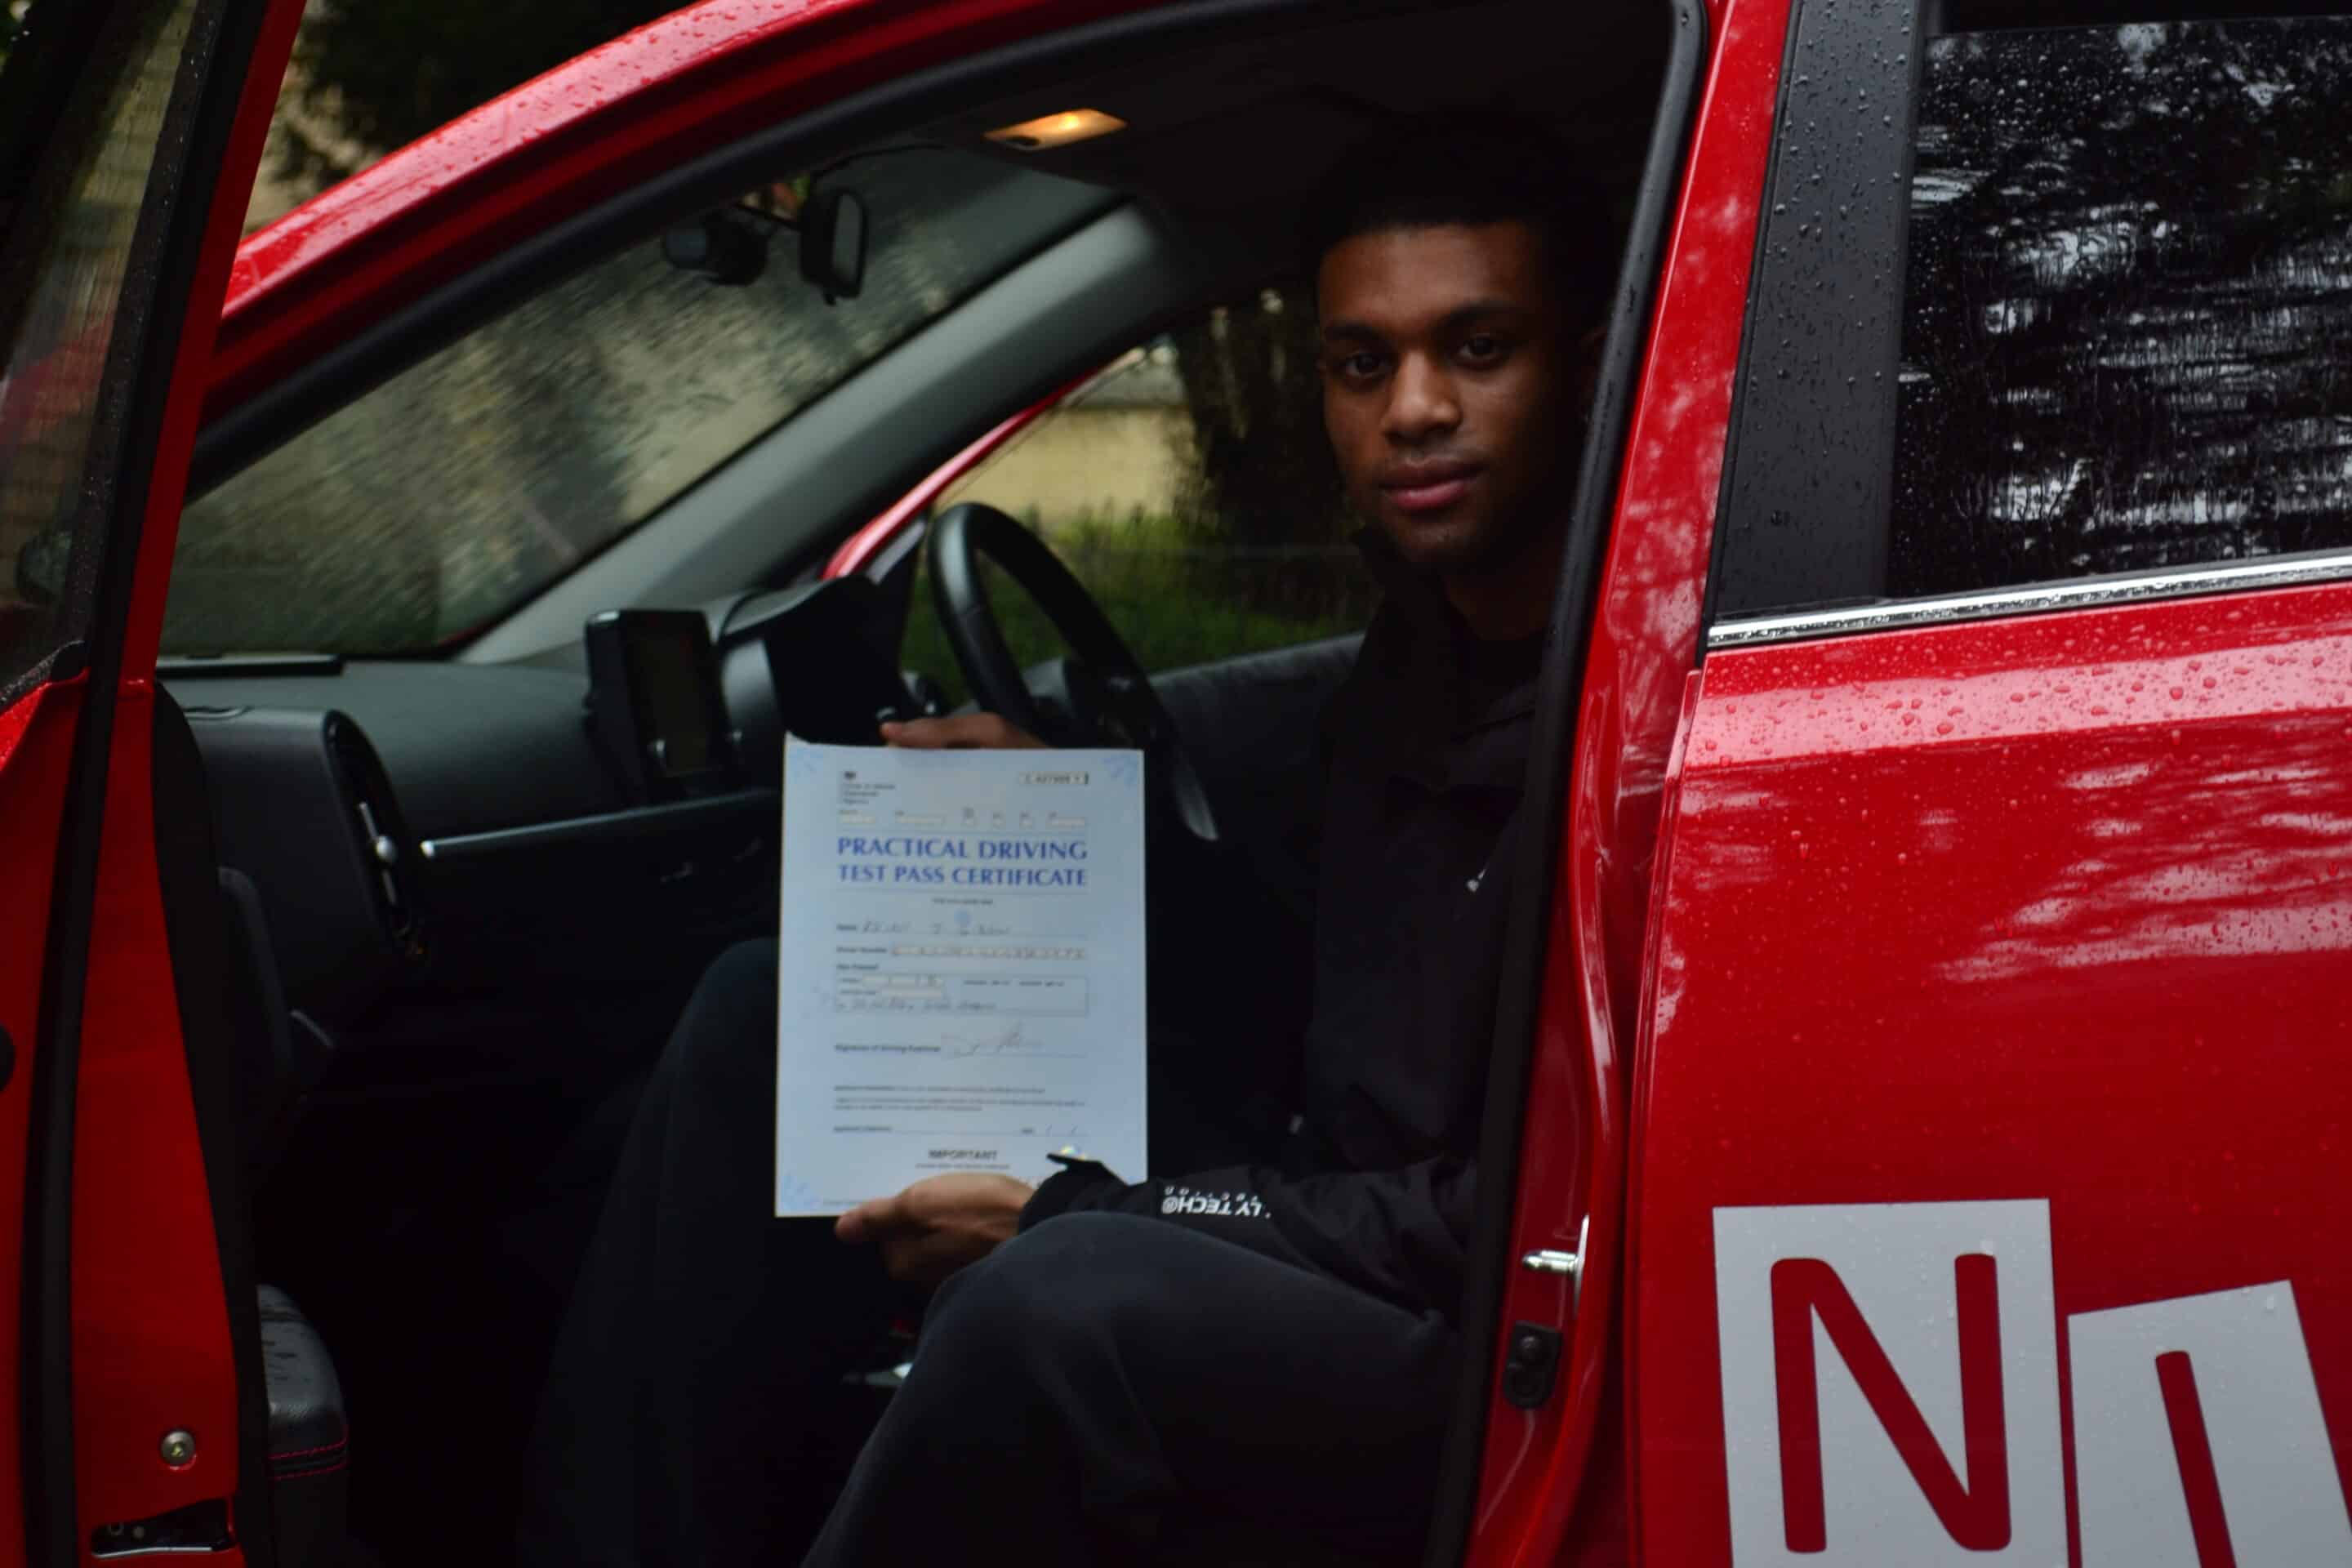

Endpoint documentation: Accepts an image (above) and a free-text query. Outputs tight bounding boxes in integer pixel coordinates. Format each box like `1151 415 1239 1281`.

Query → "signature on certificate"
941 1022 1073 1060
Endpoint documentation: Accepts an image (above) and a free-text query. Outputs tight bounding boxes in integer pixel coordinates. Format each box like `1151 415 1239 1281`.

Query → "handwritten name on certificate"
773 737 1147 1216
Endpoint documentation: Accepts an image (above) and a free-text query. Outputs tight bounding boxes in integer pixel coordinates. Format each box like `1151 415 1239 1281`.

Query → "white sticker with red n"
1712 1200 2352 1566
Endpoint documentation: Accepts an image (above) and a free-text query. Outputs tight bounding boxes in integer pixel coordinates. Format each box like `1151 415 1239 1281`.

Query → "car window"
901 290 1377 706
0 0 196 710
1708 7 2352 626
163 146 1111 656
1891 16 2352 599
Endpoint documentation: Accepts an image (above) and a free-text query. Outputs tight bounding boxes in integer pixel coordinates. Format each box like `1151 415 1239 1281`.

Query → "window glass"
0 0 195 710
1891 16 2352 599
163 147 1111 656
902 291 1376 706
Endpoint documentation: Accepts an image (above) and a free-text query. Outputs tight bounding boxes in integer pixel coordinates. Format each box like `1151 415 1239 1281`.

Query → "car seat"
153 688 350 1567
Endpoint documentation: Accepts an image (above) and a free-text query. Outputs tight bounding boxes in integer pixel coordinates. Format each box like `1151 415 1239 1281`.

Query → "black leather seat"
258 1285 350 1565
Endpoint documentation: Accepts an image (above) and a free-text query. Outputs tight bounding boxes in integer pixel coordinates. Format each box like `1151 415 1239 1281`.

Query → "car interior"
140 0 1674 1559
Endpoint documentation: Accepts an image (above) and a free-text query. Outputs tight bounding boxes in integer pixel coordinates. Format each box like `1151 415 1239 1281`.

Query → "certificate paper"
774 737 1147 1215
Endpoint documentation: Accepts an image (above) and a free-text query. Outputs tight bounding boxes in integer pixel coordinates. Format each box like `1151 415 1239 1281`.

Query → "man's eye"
1331 351 1388 381
1459 334 1508 363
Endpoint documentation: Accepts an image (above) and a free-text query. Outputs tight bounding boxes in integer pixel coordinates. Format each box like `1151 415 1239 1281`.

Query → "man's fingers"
880 715 1045 751
883 715 991 748
842 1173 1027 1280
835 1192 898 1245
878 716 960 748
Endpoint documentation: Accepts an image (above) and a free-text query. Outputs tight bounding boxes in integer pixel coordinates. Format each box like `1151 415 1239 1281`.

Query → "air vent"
325 715 420 951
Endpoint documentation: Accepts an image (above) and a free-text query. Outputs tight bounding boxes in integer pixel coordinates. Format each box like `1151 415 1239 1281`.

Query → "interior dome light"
986 109 1127 151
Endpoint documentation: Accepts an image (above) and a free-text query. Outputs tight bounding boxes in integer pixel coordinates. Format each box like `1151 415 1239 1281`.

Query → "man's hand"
880 715 1047 750
836 1172 1035 1285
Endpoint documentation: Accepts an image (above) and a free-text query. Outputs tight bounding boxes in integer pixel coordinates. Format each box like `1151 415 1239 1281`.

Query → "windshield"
164 146 1111 655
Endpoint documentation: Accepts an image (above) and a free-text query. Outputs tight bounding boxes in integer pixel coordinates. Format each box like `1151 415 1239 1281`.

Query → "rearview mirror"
800 187 866 304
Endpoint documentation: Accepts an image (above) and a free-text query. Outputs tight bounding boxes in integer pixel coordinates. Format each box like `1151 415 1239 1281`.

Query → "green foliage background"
900 512 1368 710
897 291 1376 706
274 0 679 185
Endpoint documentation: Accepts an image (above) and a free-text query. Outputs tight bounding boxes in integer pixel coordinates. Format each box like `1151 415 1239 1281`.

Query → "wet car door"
1628 2 2352 1564
0 0 304 1557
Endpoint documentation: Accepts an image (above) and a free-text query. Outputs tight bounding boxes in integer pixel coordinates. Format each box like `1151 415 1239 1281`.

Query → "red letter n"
1771 1254 2011 1553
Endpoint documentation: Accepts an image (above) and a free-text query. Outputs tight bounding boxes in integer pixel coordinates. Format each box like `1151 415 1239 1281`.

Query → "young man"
520 115 1608 1566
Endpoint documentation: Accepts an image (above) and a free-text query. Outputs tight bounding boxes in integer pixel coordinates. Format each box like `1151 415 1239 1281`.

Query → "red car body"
5 0 2346 1562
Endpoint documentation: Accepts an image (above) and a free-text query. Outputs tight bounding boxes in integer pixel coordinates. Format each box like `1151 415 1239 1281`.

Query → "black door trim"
1421 0 1708 1558
20 0 279 1560
1698 0 1927 630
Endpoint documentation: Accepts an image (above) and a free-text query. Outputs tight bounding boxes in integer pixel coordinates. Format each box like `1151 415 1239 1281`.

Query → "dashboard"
159 557 1358 1116
162 577 921 1034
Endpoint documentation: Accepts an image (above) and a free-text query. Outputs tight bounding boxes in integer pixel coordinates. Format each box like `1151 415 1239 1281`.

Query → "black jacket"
1021 546 1540 1321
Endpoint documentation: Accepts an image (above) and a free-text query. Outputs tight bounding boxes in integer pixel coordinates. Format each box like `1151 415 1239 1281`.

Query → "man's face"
1317 221 1575 576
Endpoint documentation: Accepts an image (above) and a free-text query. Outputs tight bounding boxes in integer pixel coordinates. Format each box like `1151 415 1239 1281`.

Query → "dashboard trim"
417 787 778 864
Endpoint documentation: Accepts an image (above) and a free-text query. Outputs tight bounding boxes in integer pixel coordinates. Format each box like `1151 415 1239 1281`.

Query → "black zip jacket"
1018 541 1540 1321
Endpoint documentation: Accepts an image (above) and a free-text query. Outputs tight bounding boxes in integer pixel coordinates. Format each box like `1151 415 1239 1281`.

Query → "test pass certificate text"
773 737 1147 1215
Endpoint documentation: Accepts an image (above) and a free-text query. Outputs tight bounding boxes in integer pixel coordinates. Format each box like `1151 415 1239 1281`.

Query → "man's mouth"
1379 462 1482 515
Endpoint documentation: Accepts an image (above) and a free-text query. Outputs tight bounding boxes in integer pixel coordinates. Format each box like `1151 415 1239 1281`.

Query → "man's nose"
1383 354 1460 443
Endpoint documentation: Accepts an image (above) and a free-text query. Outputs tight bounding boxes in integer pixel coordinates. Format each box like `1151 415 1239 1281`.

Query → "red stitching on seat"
267 1437 348 1462
272 1458 349 1481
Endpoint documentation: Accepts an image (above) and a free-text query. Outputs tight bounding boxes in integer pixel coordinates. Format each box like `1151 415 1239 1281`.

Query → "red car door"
0 0 301 1557
1628 3 2352 1565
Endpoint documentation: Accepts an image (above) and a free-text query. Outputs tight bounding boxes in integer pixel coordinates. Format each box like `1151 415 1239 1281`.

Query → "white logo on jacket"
1158 1185 1266 1219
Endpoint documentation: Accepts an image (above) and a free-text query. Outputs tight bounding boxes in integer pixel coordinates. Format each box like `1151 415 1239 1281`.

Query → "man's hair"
1303 112 1616 320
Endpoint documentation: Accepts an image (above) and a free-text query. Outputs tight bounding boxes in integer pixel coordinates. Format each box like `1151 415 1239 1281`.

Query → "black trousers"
519 939 1459 1566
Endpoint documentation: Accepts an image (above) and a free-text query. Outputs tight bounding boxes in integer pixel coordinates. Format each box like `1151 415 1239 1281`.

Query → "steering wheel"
925 501 1218 842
